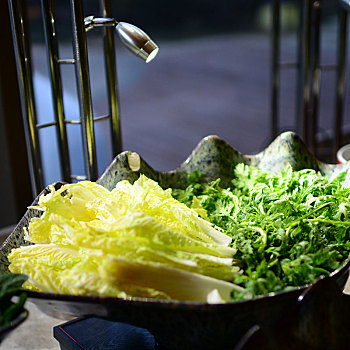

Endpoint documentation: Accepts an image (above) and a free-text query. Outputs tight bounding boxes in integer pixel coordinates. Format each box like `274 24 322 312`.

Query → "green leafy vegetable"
0 273 27 327
11 164 349 303
172 164 350 299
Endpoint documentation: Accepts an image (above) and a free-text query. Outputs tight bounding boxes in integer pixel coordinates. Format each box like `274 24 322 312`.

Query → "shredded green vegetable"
172 164 350 299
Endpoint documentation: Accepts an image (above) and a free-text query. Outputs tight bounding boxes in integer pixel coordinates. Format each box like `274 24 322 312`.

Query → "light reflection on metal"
41 0 71 183
8 0 158 193
116 22 159 63
84 16 159 63
271 0 348 161
8 0 44 195
71 0 98 182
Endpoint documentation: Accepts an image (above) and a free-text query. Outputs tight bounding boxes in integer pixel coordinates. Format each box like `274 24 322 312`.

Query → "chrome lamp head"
84 16 159 63
116 22 159 63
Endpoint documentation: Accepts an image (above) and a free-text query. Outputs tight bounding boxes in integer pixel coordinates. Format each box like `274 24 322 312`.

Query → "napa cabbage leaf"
8 175 241 303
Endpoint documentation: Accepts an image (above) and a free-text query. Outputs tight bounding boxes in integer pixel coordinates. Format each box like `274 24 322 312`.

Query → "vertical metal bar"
99 0 122 156
70 0 98 181
296 0 303 135
310 0 322 155
334 8 347 156
8 0 44 195
297 0 313 146
0 0 33 216
41 0 71 182
271 0 280 140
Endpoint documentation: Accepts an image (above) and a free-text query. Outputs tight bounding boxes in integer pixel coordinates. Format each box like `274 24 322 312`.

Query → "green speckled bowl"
1 132 350 350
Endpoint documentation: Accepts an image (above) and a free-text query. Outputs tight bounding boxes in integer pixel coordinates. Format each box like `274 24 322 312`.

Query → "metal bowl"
1 131 350 350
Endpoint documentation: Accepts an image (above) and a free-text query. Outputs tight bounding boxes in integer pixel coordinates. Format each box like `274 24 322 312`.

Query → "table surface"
0 301 68 350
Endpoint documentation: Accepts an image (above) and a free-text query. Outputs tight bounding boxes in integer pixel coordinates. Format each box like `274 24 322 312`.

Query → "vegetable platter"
1 132 350 350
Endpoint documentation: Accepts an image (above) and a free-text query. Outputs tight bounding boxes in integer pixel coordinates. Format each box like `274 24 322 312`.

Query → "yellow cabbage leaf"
9 175 241 302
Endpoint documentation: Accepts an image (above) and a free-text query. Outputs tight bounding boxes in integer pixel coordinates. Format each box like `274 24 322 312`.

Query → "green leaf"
0 273 27 327
174 164 350 299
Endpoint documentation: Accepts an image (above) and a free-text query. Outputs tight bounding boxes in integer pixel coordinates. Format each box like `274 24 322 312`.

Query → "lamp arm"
84 16 118 32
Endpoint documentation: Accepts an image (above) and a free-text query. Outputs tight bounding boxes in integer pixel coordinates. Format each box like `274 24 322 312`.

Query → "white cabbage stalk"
101 257 245 303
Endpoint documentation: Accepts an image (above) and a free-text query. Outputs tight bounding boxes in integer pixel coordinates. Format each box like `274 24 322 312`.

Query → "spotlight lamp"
84 16 159 63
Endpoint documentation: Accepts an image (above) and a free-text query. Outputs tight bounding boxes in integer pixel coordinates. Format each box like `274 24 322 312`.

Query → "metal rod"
295 0 303 136
84 15 117 31
298 0 313 146
271 0 280 140
65 119 82 124
94 114 111 122
100 0 122 156
334 7 348 156
8 0 44 195
57 59 76 65
70 0 98 181
41 0 71 183
319 64 338 71
310 0 322 155
71 174 88 181
36 121 57 129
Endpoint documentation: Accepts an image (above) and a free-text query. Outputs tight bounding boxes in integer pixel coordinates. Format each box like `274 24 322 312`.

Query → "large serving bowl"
1 132 350 350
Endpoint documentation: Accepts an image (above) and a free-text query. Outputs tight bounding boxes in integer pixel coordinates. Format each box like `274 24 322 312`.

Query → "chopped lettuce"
172 164 350 298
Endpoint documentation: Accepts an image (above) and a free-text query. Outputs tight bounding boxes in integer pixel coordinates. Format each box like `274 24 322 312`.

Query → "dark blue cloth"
54 317 156 350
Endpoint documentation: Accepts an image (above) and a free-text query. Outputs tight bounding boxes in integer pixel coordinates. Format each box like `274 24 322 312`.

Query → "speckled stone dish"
1 132 350 350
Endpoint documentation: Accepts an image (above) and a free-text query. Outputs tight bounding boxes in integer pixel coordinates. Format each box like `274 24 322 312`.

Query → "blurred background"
0 0 348 232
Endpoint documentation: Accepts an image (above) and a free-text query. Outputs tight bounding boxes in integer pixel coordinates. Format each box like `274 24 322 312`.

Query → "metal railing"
271 0 348 159
8 0 350 196
8 0 121 196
